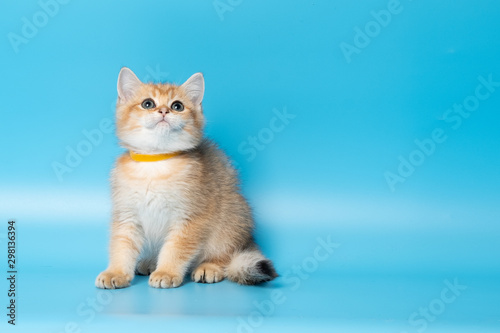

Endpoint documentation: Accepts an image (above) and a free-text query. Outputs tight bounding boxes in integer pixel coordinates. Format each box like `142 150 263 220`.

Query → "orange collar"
129 151 181 162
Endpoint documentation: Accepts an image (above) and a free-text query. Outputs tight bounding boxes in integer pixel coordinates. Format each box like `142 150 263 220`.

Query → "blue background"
1 0 499 332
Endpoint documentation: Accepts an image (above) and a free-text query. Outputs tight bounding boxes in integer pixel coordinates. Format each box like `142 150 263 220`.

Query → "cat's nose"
158 107 169 115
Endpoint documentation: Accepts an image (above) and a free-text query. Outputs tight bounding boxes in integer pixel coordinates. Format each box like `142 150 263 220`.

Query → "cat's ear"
117 67 142 102
181 73 204 106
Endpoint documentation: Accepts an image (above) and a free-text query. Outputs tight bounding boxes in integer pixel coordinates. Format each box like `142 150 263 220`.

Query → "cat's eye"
171 101 184 112
141 98 156 109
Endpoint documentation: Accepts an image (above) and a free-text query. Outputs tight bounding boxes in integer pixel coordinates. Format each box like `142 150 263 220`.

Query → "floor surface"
2 223 498 332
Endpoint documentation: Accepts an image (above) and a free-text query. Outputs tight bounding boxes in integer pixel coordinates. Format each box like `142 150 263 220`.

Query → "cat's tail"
226 248 278 285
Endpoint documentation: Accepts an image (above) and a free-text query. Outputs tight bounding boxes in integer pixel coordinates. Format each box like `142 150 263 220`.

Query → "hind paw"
192 263 224 284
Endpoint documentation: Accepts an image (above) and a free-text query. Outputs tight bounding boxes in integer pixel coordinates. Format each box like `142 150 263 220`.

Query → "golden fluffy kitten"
95 67 277 289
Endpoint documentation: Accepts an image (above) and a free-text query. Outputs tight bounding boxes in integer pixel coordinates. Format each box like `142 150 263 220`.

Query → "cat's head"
115 67 205 154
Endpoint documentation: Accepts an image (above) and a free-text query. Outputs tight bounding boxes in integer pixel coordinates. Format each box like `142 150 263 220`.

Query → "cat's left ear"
117 67 142 103
181 73 204 106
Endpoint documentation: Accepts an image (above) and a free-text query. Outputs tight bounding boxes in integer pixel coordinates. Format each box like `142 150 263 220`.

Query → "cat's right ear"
117 67 142 103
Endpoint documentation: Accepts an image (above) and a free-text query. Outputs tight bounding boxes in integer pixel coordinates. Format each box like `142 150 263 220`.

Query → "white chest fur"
113 158 191 244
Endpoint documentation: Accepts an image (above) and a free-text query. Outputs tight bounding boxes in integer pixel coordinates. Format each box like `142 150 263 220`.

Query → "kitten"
95 67 277 289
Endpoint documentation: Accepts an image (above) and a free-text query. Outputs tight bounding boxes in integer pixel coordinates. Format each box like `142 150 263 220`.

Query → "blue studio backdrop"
1 1 499 332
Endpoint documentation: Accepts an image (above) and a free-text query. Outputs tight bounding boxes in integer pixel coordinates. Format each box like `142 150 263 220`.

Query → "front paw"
95 270 132 289
149 270 183 288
